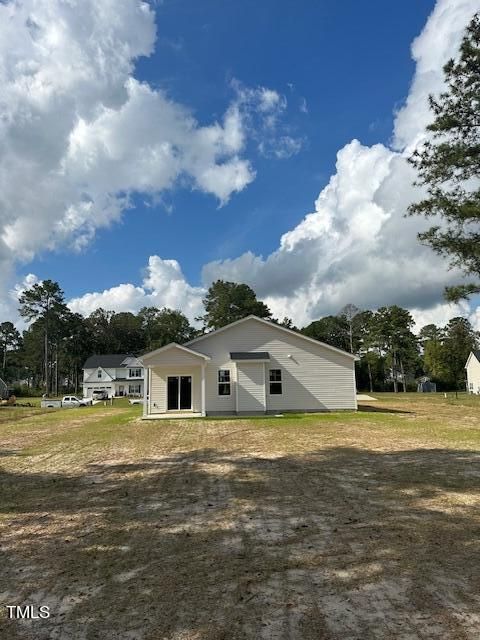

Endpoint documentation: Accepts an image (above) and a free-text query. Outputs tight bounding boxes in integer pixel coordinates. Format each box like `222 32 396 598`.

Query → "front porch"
142 343 210 419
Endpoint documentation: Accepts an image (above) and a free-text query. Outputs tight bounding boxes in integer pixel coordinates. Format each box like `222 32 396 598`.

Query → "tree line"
0 279 478 396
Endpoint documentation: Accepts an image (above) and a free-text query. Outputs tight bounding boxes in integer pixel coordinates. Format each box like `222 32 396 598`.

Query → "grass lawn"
1 394 479 639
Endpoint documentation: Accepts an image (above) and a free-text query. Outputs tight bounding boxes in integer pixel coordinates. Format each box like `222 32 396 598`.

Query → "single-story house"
465 350 480 394
82 354 144 398
141 315 358 418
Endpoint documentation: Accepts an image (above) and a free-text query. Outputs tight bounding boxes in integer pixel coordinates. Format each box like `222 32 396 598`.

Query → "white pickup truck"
41 395 93 409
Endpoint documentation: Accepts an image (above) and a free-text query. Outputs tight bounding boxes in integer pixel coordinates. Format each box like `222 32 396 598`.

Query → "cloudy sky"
1 0 480 330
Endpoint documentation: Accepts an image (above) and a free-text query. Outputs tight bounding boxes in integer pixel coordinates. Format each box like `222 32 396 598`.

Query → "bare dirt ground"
1 394 479 639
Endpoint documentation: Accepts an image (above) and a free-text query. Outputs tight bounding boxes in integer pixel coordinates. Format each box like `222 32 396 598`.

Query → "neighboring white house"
141 315 358 418
82 354 144 399
465 351 480 394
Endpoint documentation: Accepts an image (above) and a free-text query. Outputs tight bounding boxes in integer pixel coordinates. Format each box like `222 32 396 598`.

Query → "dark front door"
167 376 192 411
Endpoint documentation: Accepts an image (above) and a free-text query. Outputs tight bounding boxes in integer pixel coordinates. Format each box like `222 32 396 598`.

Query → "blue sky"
1 0 479 329
27 1 433 292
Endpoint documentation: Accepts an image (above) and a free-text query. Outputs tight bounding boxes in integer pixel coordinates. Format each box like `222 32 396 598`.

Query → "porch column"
143 367 148 417
201 364 206 417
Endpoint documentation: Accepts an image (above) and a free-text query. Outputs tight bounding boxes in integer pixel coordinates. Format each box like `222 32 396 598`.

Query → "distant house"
417 376 436 393
82 355 144 399
465 351 480 395
141 315 358 418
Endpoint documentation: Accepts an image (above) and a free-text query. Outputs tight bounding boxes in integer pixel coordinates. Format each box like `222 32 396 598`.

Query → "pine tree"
409 14 480 301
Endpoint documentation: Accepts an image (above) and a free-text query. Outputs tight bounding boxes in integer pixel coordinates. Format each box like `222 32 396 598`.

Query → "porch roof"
230 351 270 361
141 343 210 366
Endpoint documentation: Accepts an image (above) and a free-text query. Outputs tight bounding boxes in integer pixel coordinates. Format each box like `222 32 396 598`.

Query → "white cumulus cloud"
68 256 205 323
200 0 480 329
0 0 294 320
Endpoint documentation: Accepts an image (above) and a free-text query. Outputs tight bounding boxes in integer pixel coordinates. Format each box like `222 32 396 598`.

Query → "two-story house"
82 354 144 399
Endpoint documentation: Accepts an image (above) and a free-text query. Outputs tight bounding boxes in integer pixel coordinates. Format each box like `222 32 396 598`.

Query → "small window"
129 368 142 378
218 369 231 396
129 384 141 394
269 369 282 395
97 369 102 379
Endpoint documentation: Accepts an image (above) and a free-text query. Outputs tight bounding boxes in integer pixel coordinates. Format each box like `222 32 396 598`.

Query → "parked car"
41 396 93 409
92 389 109 400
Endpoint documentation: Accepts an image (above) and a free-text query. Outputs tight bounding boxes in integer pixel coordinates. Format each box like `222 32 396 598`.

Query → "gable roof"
83 354 134 369
186 315 359 360
141 342 211 364
465 350 480 368
83 366 114 383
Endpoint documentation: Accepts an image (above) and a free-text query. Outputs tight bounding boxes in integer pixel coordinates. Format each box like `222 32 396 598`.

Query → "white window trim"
217 368 231 397
268 368 283 396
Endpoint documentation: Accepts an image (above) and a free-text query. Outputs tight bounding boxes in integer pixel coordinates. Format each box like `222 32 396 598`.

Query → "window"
269 369 282 395
97 369 102 379
218 369 231 396
129 368 142 378
129 384 141 395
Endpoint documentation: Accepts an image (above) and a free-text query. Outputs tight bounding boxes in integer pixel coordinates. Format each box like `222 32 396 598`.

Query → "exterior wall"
237 363 266 412
149 365 201 413
190 319 357 412
467 356 480 394
204 361 236 414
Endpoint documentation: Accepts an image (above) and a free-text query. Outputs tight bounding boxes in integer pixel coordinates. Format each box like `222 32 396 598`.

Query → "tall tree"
109 312 144 353
138 307 161 350
409 14 480 302
353 310 382 392
199 280 272 330
338 304 361 353
18 280 67 395
139 307 195 350
85 308 117 354
442 317 479 390
0 322 21 374
419 324 448 381
372 306 418 392
302 315 350 351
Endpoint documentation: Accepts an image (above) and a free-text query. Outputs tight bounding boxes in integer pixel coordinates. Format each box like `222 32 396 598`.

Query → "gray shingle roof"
83 354 133 369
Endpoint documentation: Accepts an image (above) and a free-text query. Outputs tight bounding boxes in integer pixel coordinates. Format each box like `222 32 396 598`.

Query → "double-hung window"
269 369 282 395
218 369 231 396
129 368 142 378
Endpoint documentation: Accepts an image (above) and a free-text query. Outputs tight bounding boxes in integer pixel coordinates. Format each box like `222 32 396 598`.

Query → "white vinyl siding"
150 365 201 413
237 362 265 412
466 355 480 394
190 318 356 412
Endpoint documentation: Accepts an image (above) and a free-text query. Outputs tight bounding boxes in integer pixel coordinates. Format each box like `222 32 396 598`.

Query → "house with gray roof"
82 354 144 399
